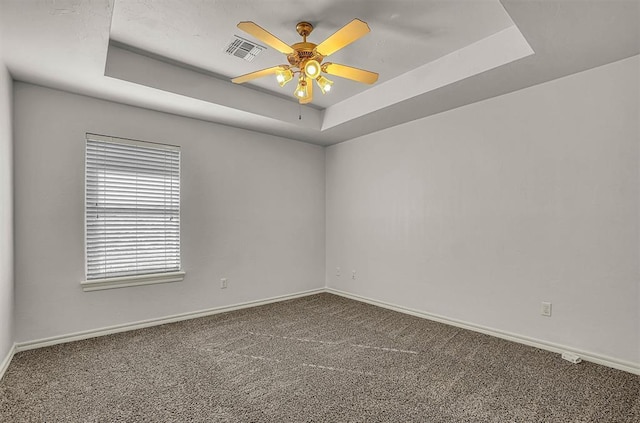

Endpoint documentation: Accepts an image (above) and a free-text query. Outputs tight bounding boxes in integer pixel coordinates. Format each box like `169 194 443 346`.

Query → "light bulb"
315 75 334 94
275 68 293 87
294 77 312 103
304 60 321 79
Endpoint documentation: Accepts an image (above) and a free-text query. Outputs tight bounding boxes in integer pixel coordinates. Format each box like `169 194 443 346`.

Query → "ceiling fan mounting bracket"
296 21 314 38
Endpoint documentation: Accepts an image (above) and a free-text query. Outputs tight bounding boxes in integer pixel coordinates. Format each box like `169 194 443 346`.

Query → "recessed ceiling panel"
109 0 515 108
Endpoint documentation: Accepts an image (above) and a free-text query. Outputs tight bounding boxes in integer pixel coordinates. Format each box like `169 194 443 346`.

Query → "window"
82 134 184 291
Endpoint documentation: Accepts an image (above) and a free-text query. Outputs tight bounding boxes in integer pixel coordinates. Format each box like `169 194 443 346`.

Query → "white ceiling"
0 0 638 146
109 0 515 108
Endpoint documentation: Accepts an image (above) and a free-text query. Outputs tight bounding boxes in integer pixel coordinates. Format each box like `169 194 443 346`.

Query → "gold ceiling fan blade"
322 63 379 84
314 19 370 57
237 21 294 55
231 66 285 84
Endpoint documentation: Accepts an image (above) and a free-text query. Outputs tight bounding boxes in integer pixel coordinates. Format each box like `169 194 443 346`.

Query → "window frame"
81 133 184 292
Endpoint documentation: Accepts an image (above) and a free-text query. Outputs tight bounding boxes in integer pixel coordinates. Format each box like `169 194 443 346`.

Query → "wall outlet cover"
541 301 552 317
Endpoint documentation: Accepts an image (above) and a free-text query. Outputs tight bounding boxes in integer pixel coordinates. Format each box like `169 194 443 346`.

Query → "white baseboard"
326 288 640 376
11 286 639 376
0 343 16 382
15 288 324 353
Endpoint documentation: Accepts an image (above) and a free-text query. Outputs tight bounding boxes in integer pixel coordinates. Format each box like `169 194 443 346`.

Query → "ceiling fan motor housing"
288 42 324 68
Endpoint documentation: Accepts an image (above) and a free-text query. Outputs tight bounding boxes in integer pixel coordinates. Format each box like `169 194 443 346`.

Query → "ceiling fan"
231 19 378 104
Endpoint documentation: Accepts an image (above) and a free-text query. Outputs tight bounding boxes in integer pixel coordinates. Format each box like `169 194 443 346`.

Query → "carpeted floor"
1 293 638 422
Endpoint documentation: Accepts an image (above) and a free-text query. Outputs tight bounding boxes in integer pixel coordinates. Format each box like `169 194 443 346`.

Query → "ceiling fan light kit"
295 76 313 104
304 59 321 79
231 19 379 104
316 75 333 94
275 67 293 87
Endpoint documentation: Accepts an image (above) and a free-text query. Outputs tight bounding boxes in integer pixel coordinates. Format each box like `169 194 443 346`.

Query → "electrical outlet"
220 278 228 289
352 270 356 280
336 267 341 276
541 301 552 317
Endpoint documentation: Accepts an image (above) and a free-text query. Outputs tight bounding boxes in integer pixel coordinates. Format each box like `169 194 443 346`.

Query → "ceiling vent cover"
225 36 265 62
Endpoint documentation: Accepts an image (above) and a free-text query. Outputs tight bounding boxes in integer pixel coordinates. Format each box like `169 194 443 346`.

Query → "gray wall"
326 56 640 365
0 48 14 360
13 83 325 343
9 55 640 368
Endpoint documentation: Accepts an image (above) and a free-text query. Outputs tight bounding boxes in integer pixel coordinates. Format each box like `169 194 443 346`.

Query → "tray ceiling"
0 0 638 145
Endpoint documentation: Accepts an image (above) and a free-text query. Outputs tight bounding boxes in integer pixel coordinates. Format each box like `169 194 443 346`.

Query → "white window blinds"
85 134 181 281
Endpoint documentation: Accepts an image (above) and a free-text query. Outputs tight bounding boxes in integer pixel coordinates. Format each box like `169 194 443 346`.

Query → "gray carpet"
1 293 639 422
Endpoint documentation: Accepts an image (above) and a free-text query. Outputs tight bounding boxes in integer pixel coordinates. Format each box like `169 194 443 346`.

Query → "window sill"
81 271 185 292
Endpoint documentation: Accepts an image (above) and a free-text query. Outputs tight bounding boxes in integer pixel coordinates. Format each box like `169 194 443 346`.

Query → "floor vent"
225 36 265 62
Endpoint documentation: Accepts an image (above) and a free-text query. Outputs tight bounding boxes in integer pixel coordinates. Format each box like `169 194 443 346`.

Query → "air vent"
225 36 265 62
